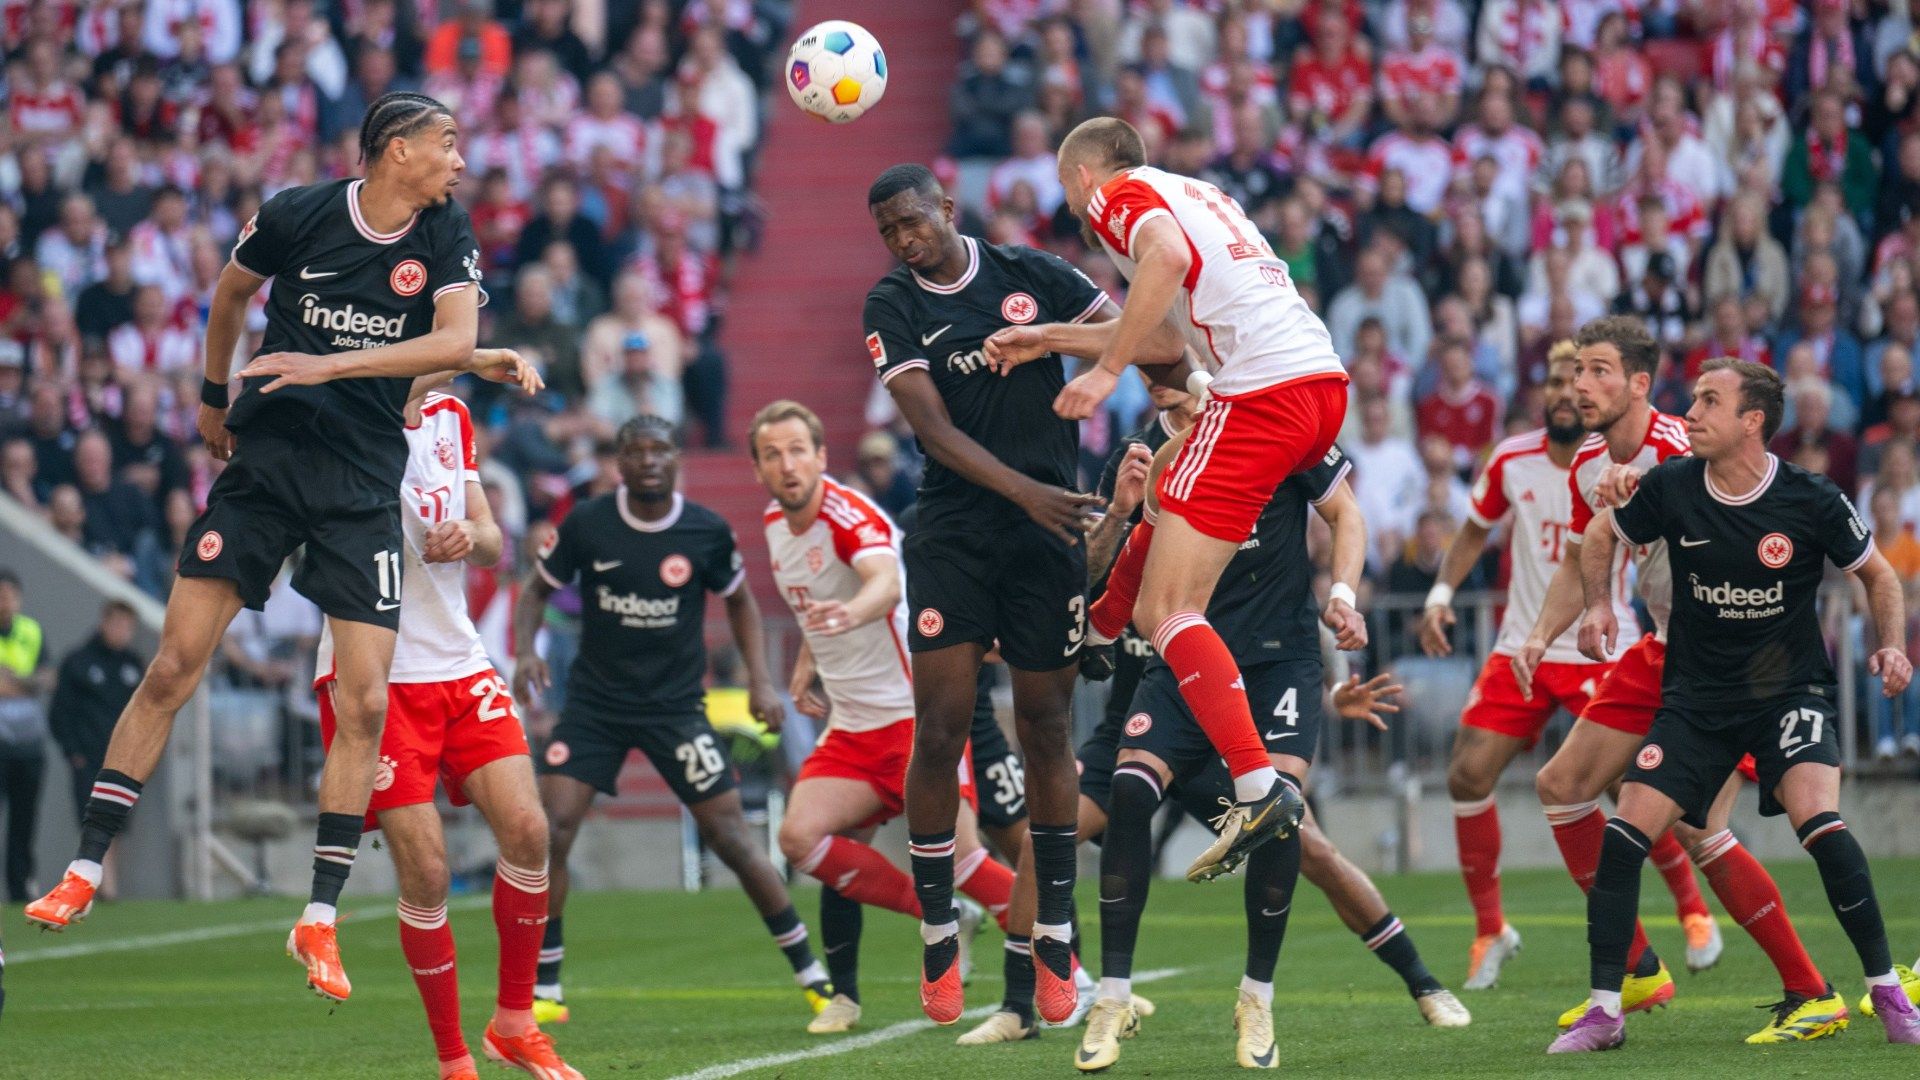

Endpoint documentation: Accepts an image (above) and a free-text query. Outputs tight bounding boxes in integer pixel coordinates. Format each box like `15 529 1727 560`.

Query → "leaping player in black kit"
861 163 1191 1026
512 416 835 1028
26 92 541 1003
1551 358 1920 1052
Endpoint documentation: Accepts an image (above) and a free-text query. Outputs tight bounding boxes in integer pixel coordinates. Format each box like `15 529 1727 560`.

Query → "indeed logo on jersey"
596 585 680 628
1688 574 1785 619
946 348 988 376
301 293 407 349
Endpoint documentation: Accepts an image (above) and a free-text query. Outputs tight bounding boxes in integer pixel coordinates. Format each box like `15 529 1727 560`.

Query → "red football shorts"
1463 655 1607 747
797 718 977 829
318 668 531 832
1579 637 1666 737
1157 373 1349 543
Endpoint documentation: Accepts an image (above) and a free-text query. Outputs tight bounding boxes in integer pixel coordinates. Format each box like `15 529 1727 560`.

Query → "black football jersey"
536 491 746 719
228 178 484 489
863 236 1107 530
1612 455 1871 716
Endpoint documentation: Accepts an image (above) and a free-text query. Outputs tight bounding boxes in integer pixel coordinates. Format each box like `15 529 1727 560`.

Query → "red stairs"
687 0 963 615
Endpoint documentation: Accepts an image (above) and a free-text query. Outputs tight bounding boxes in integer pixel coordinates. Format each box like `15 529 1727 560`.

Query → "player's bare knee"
1534 759 1588 807
497 806 550 868
333 685 389 739
911 716 970 769
776 819 821 867
397 860 451 909
1447 757 1494 803
139 647 202 710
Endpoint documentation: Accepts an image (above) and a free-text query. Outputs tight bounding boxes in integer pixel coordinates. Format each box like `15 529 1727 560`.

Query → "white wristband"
1186 368 1213 402
1328 581 1358 609
1424 583 1454 609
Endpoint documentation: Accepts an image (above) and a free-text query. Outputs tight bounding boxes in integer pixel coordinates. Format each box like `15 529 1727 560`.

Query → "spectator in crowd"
1704 192 1791 322
74 236 136 340
1778 257 1868 414
72 428 158 562
107 285 198 377
495 265 582 401
1785 89 1879 226
0 439 36 511
517 175 610 285
109 383 187 511
949 30 1031 159
36 193 109 300
1328 242 1431 363
1772 378 1859 496
586 330 684 430
583 272 684 398
1416 338 1500 473
49 599 142 819
1863 437 1920 536
853 430 916 520
0 569 49 903
1349 395 1427 570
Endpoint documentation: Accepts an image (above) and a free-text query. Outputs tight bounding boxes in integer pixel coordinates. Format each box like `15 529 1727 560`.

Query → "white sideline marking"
665 967 1189 1080
9 896 488 965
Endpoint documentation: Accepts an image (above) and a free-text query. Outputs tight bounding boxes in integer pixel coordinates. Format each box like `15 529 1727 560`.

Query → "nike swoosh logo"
1077 1051 1103 1064
592 560 623 571
1249 1044 1276 1067
1784 743 1817 758
1260 906 1289 917
1264 730 1299 740
375 599 400 612
1839 898 1867 912
921 324 952 346
298 267 337 280
1679 537 1711 547
693 775 721 792
1050 879 1072 886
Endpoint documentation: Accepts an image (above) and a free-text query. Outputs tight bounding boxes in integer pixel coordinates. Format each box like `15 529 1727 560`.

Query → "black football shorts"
539 708 738 804
1122 658 1326 776
904 521 1087 672
1628 689 1840 827
177 432 403 629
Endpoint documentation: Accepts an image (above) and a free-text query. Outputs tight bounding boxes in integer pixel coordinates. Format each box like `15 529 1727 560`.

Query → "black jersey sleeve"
1610 461 1673 547
704 524 747 597
1297 443 1353 504
1011 246 1108 324
536 511 582 588
426 206 487 307
862 289 928 388
230 188 300 279
1813 475 1874 571
1095 439 1134 502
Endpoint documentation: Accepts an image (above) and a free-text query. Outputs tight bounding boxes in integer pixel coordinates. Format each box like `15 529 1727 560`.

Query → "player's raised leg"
288 616 396 1002
782 777 919 919
533 772 595 1022
1445 725 1528 989
687 786 832 1007
1299 815 1468 1026
28 576 244 930
462 757 580 1077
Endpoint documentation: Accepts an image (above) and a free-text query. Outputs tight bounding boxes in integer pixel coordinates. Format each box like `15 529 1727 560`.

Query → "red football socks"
1545 802 1651 968
1692 830 1826 998
1154 613 1271 781
800 836 922 917
1649 831 1711 921
397 900 468 1064
493 860 550 1035
1453 796 1505 937
1090 521 1153 641
955 846 1014 930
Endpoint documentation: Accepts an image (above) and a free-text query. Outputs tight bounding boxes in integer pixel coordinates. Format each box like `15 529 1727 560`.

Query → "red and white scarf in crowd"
1807 129 1847 182
1808 29 1856 90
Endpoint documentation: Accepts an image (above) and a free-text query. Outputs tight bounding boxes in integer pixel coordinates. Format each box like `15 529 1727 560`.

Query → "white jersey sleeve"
764 478 914 733
1569 411 1692 641
315 393 494 685
1085 165 1345 398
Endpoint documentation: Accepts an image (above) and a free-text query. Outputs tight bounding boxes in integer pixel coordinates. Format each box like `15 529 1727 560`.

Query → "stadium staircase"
687 0 963 615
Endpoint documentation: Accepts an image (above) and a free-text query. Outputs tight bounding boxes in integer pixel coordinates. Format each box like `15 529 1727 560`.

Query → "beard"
1546 413 1585 443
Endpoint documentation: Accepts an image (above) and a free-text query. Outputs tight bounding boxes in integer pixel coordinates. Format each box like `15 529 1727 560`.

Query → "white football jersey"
1570 410 1692 640
765 477 913 733
1086 165 1345 398
1468 429 1639 664
316 393 493 684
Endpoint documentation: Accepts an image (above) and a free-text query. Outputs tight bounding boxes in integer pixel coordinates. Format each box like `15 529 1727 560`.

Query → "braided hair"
616 414 679 450
357 91 451 166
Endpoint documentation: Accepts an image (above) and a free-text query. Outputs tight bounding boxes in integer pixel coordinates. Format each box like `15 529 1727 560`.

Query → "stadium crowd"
907 0 1920 759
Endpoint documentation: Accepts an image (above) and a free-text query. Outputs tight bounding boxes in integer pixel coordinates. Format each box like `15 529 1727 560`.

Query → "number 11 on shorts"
374 549 401 611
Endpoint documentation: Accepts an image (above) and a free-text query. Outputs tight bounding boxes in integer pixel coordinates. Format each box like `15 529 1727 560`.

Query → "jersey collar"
348 179 420 245
617 488 683 532
1704 453 1777 506
912 235 979 294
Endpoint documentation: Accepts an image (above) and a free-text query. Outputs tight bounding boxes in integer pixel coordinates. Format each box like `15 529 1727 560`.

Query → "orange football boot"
287 920 352 1002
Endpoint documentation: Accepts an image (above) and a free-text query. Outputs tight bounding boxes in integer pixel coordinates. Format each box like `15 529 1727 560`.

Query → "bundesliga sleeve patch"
866 332 886 368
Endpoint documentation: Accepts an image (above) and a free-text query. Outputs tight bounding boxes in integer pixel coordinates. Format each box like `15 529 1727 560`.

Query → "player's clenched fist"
983 325 1049 374
422 519 475 563
1594 463 1644 508
1054 365 1118 420
1110 442 1153 519
1870 647 1914 696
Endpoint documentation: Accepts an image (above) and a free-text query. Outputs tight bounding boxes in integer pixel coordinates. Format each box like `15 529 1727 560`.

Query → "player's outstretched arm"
237 285 482 391
1853 547 1915 696
984 297 1185 372
1419 518 1491 657
725 585 786 731
802 551 901 637
408 347 546 404
885 368 1102 545
198 261 270 460
1313 481 1369 651
1054 217 1191 420
1512 537 1586 699
1331 672 1402 732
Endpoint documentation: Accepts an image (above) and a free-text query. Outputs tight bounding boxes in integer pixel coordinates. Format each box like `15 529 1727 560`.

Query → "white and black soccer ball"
785 20 887 123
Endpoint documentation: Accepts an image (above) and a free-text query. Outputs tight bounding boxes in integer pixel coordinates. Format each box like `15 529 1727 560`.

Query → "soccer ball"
785 20 887 123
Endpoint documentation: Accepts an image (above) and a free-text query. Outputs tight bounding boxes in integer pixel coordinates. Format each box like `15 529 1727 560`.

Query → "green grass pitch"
6 859 1919 1078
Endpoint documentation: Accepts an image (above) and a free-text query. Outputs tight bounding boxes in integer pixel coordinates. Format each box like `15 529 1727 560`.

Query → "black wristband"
200 378 229 409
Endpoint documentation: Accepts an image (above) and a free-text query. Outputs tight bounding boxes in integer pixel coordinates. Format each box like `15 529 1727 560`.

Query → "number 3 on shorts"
1065 595 1086 656
676 733 726 789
